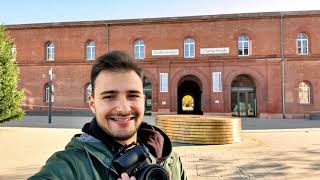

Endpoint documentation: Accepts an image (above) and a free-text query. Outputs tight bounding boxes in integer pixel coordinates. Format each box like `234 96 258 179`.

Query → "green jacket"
29 133 187 180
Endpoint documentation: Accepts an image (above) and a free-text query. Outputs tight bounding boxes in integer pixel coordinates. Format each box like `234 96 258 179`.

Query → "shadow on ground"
182 146 320 179
0 165 39 180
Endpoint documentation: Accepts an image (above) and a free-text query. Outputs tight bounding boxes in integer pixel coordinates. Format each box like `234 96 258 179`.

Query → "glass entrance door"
238 92 247 117
231 75 256 117
247 92 256 117
232 90 256 117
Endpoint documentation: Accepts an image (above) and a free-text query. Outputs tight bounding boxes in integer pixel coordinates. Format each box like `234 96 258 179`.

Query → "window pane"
238 42 242 55
212 72 222 92
160 73 168 92
238 41 241 48
299 82 310 104
92 50 95 59
86 47 91 59
302 40 308 54
134 46 140 59
184 38 195 58
184 48 189 57
140 46 144 58
190 44 195 57
297 40 301 48
134 40 144 59
238 36 249 56
244 48 248 55
244 42 248 48
47 43 54 60
298 47 302 54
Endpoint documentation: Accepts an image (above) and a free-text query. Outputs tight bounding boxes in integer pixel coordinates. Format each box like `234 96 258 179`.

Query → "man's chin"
105 126 138 141
113 135 134 142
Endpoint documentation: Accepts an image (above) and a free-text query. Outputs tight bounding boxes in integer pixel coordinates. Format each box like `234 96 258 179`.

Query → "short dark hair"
90 51 143 97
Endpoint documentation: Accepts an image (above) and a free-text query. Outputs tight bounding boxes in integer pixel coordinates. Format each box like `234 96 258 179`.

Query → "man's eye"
102 96 113 99
128 95 140 98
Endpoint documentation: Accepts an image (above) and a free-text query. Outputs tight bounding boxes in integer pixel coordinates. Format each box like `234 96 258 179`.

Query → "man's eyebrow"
128 90 142 94
100 90 117 95
100 90 142 95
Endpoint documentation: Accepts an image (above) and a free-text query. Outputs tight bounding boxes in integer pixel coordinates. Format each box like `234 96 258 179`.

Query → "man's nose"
115 97 131 114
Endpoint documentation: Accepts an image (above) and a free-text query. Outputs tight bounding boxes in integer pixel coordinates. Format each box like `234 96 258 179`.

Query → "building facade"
7 11 320 118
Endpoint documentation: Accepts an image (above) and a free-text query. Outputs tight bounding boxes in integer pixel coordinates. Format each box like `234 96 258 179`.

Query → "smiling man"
91 69 145 145
29 51 187 180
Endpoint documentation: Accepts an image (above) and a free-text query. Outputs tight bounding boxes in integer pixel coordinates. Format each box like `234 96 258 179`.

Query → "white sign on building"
152 49 179 56
212 72 222 92
160 73 168 92
200 48 229 55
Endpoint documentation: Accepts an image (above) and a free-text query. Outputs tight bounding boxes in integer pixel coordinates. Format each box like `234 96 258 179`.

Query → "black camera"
112 144 169 180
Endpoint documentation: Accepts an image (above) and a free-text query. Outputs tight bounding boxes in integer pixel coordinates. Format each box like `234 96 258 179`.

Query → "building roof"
7 10 320 29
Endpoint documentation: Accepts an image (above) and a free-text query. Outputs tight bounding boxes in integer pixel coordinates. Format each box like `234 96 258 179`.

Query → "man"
29 51 187 180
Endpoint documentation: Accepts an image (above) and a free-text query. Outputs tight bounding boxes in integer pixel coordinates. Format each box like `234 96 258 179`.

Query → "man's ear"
88 95 96 114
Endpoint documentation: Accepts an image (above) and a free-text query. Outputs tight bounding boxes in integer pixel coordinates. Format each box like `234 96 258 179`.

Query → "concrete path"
1 116 320 179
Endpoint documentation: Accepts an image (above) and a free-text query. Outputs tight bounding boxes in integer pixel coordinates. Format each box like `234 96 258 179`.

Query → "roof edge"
6 10 320 29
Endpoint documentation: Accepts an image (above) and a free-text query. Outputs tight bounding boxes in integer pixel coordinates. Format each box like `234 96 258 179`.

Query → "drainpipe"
280 12 286 119
105 23 109 52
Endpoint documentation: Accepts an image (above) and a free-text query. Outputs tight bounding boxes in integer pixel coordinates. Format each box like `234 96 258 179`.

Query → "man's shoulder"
44 133 103 164
160 151 187 180
162 151 180 166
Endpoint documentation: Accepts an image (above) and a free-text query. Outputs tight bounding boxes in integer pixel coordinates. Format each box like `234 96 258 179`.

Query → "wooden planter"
156 115 242 145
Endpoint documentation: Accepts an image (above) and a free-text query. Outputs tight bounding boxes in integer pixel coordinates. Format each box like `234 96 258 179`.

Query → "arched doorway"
143 77 152 115
177 75 203 114
231 75 256 117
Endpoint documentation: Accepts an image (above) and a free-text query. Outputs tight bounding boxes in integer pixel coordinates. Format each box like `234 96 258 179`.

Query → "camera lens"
138 165 169 180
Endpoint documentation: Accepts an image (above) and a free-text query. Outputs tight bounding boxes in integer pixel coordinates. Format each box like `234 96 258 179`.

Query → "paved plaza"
1 116 320 179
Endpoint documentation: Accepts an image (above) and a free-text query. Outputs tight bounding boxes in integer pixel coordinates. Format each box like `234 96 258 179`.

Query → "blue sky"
1 0 319 25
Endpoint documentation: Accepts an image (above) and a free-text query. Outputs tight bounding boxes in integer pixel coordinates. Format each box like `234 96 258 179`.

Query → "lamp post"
48 67 53 123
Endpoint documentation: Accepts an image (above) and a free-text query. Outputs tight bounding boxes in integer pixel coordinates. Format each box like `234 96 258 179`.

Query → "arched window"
184 38 195 58
86 41 95 60
134 39 144 60
85 83 92 102
238 35 249 56
297 33 308 55
44 83 54 102
46 42 54 61
299 82 311 104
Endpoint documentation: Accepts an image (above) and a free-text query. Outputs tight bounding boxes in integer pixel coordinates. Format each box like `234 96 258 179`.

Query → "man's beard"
101 117 142 141
103 126 139 141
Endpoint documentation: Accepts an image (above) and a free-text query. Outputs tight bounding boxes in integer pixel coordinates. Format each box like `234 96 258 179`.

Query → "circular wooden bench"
155 115 242 145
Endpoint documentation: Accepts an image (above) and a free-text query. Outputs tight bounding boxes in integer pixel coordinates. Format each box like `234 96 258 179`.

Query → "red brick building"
7 11 320 118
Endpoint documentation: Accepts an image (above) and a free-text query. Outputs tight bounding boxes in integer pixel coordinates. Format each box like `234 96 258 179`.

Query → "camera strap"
138 142 158 165
113 142 137 159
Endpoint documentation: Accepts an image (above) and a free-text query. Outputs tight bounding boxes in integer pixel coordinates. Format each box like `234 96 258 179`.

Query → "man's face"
88 70 145 144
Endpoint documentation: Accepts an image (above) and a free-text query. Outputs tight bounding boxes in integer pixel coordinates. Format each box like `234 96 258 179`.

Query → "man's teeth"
110 117 135 121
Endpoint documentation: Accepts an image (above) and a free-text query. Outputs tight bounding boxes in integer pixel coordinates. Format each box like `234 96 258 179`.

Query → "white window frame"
184 38 195 58
134 39 145 60
299 82 311 104
86 41 95 60
238 35 249 56
85 83 92 102
46 42 54 61
160 73 168 92
45 84 54 102
212 72 222 92
296 33 308 55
